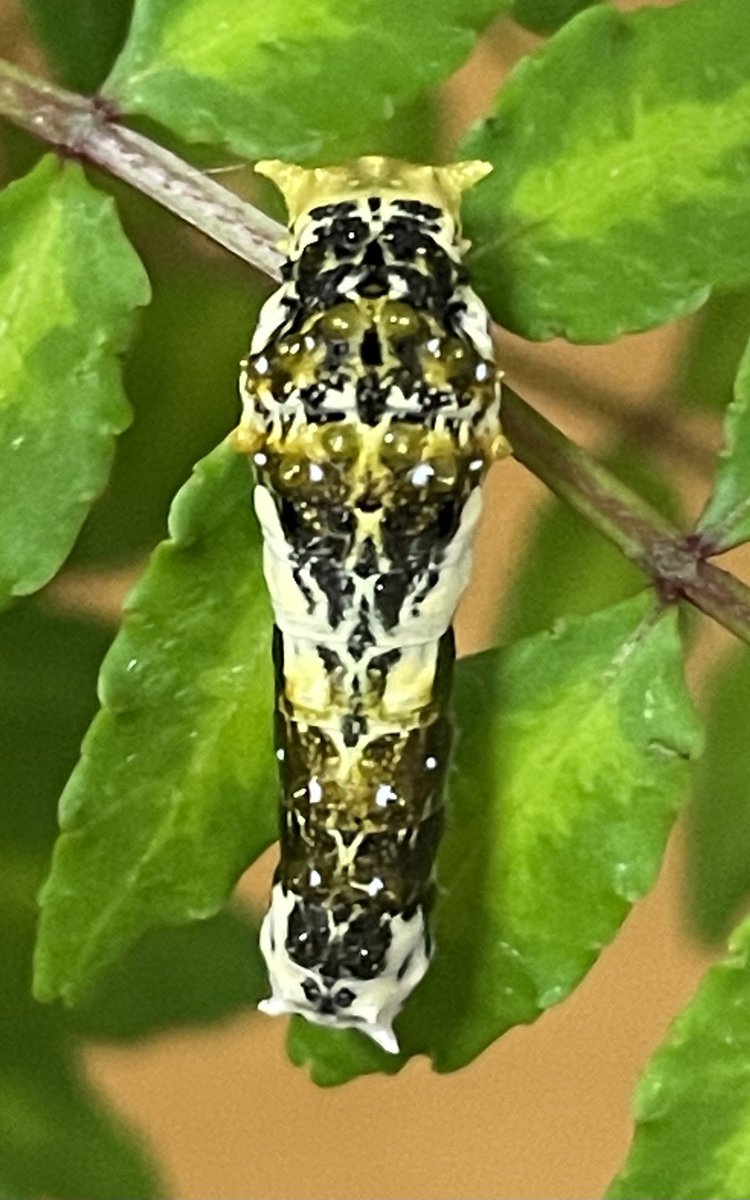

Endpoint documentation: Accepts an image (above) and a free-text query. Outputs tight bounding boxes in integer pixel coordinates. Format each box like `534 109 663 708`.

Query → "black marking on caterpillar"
236 157 508 1055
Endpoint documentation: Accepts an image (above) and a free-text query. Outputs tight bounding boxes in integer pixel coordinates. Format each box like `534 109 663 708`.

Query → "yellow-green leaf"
104 0 509 161
462 0 750 340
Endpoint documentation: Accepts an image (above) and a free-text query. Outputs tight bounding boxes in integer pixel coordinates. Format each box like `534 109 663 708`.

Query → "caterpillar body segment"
237 157 507 1053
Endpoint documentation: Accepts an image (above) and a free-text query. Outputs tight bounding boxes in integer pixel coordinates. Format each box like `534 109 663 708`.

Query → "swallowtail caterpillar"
236 157 509 1055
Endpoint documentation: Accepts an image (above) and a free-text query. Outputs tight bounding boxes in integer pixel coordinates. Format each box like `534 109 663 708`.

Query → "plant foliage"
0 157 149 608
2 0 750 1194
461 0 750 339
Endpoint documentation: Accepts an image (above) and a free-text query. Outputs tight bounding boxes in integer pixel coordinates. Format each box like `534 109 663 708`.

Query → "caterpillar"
236 157 508 1055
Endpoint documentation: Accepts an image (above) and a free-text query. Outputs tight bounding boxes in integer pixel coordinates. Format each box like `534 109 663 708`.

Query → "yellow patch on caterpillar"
255 156 491 229
282 640 334 715
230 420 266 456
489 432 512 461
378 644 442 721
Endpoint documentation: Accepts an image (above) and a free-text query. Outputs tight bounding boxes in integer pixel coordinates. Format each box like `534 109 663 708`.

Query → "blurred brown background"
2 0 746 1195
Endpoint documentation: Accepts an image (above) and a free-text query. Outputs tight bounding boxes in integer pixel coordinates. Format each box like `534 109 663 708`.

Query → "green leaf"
104 0 509 161
21 0 134 92
35 442 276 1005
501 443 682 644
461 0 750 340
289 592 702 1085
687 645 750 942
0 156 150 607
608 916 750 1200
697 334 750 552
509 0 599 37
676 287 750 411
0 602 160 1200
74 906 266 1041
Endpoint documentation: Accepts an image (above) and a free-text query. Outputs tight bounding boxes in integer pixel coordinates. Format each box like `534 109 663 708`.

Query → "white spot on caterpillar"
409 463 435 487
375 784 397 806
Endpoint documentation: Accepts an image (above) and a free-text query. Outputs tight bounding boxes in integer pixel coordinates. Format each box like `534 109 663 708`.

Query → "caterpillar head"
258 884 431 1054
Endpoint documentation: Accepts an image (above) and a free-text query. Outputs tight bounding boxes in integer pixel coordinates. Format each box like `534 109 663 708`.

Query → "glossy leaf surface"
105 0 508 160
0 156 149 607
35 443 276 1004
462 0 750 340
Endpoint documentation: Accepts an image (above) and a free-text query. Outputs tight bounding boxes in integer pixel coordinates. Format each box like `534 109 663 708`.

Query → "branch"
503 390 750 646
2 57 750 646
0 58 285 279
